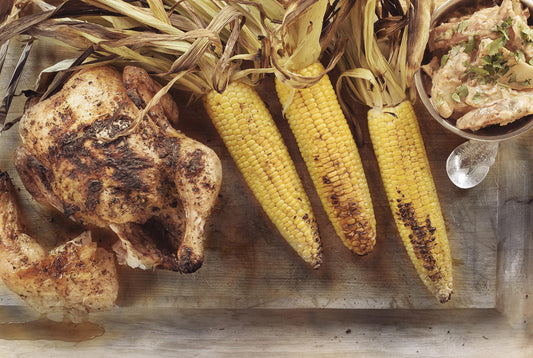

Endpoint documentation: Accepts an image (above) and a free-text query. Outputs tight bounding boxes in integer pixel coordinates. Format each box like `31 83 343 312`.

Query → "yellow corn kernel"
367 100 453 303
275 62 376 255
203 82 323 268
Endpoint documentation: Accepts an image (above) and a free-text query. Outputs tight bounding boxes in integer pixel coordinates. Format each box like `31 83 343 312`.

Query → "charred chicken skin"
14 65 222 273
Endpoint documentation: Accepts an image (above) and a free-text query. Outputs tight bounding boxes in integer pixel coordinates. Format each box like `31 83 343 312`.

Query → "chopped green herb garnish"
496 17 513 41
499 65 510 76
516 49 526 63
455 84 469 98
472 92 482 104
520 24 533 43
451 84 468 103
441 54 449 66
466 46 510 83
481 55 492 66
460 36 476 53
457 20 470 33
450 45 462 57
497 82 511 88
451 92 461 102
518 78 532 86
485 37 506 56
467 65 490 77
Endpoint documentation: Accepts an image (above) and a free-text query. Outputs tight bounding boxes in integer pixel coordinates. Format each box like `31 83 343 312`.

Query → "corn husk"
253 0 351 89
0 0 270 140
336 0 432 107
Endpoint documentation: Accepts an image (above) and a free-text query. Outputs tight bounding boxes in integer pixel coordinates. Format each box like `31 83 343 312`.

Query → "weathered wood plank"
0 36 501 311
0 0 530 354
0 307 531 358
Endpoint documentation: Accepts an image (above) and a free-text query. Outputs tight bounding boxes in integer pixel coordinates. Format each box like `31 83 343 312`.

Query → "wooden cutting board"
0 36 513 312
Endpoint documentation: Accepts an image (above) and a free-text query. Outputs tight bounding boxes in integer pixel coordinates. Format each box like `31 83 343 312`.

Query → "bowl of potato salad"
415 0 533 141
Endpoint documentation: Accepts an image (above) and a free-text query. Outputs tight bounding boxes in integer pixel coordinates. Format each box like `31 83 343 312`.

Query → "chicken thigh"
14 65 222 273
0 171 118 321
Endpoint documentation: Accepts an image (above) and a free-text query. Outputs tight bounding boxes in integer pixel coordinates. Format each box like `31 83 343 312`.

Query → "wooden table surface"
0 4 532 356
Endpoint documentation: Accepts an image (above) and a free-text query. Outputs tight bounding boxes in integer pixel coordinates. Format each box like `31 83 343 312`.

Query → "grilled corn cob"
204 81 323 268
368 101 452 303
337 0 453 302
276 62 376 255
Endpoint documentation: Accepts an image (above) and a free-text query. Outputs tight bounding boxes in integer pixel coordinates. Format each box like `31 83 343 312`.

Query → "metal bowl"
414 0 533 142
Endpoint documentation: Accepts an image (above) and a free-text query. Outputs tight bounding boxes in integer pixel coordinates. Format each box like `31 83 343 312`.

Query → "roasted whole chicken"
14 65 222 273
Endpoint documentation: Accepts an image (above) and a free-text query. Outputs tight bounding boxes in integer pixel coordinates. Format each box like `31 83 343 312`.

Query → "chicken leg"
0 171 118 322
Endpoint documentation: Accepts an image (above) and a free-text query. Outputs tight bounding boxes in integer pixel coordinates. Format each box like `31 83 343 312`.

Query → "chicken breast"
456 95 533 130
0 171 118 322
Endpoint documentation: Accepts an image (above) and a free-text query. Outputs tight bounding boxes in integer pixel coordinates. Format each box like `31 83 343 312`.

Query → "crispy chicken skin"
14 65 222 273
0 171 118 321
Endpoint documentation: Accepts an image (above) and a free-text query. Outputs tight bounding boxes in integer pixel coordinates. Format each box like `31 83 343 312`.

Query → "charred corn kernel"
203 82 323 268
367 100 453 303
275 62 376 255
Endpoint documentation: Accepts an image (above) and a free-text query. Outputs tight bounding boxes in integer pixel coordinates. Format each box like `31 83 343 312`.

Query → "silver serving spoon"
445 140 499 189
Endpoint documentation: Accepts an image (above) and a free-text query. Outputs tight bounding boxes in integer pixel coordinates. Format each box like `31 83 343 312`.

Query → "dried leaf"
336 0 406 108
174 0 210 31
320 0 355 50
101 15 142 30
146 0 171 25
0 0 100 45
51 0 117 18
82 0 181 35
0 10 55 46
0 39 33 132
212 15 241 92
0 0 14 24
163 5 242 78
104 30 221 51
406 0 432 86
168 13 199 33
0 41 9 75
279 0 326 70
271 34 345 89
40 45 97 100
1 0 271 99
374 15 406 39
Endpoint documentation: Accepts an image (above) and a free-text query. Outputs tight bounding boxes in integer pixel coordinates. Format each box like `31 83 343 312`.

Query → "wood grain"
0 30 531 355
0 38 498 310
0 307 531 357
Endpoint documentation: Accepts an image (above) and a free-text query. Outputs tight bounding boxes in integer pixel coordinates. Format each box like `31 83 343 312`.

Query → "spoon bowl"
445 140 499 189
